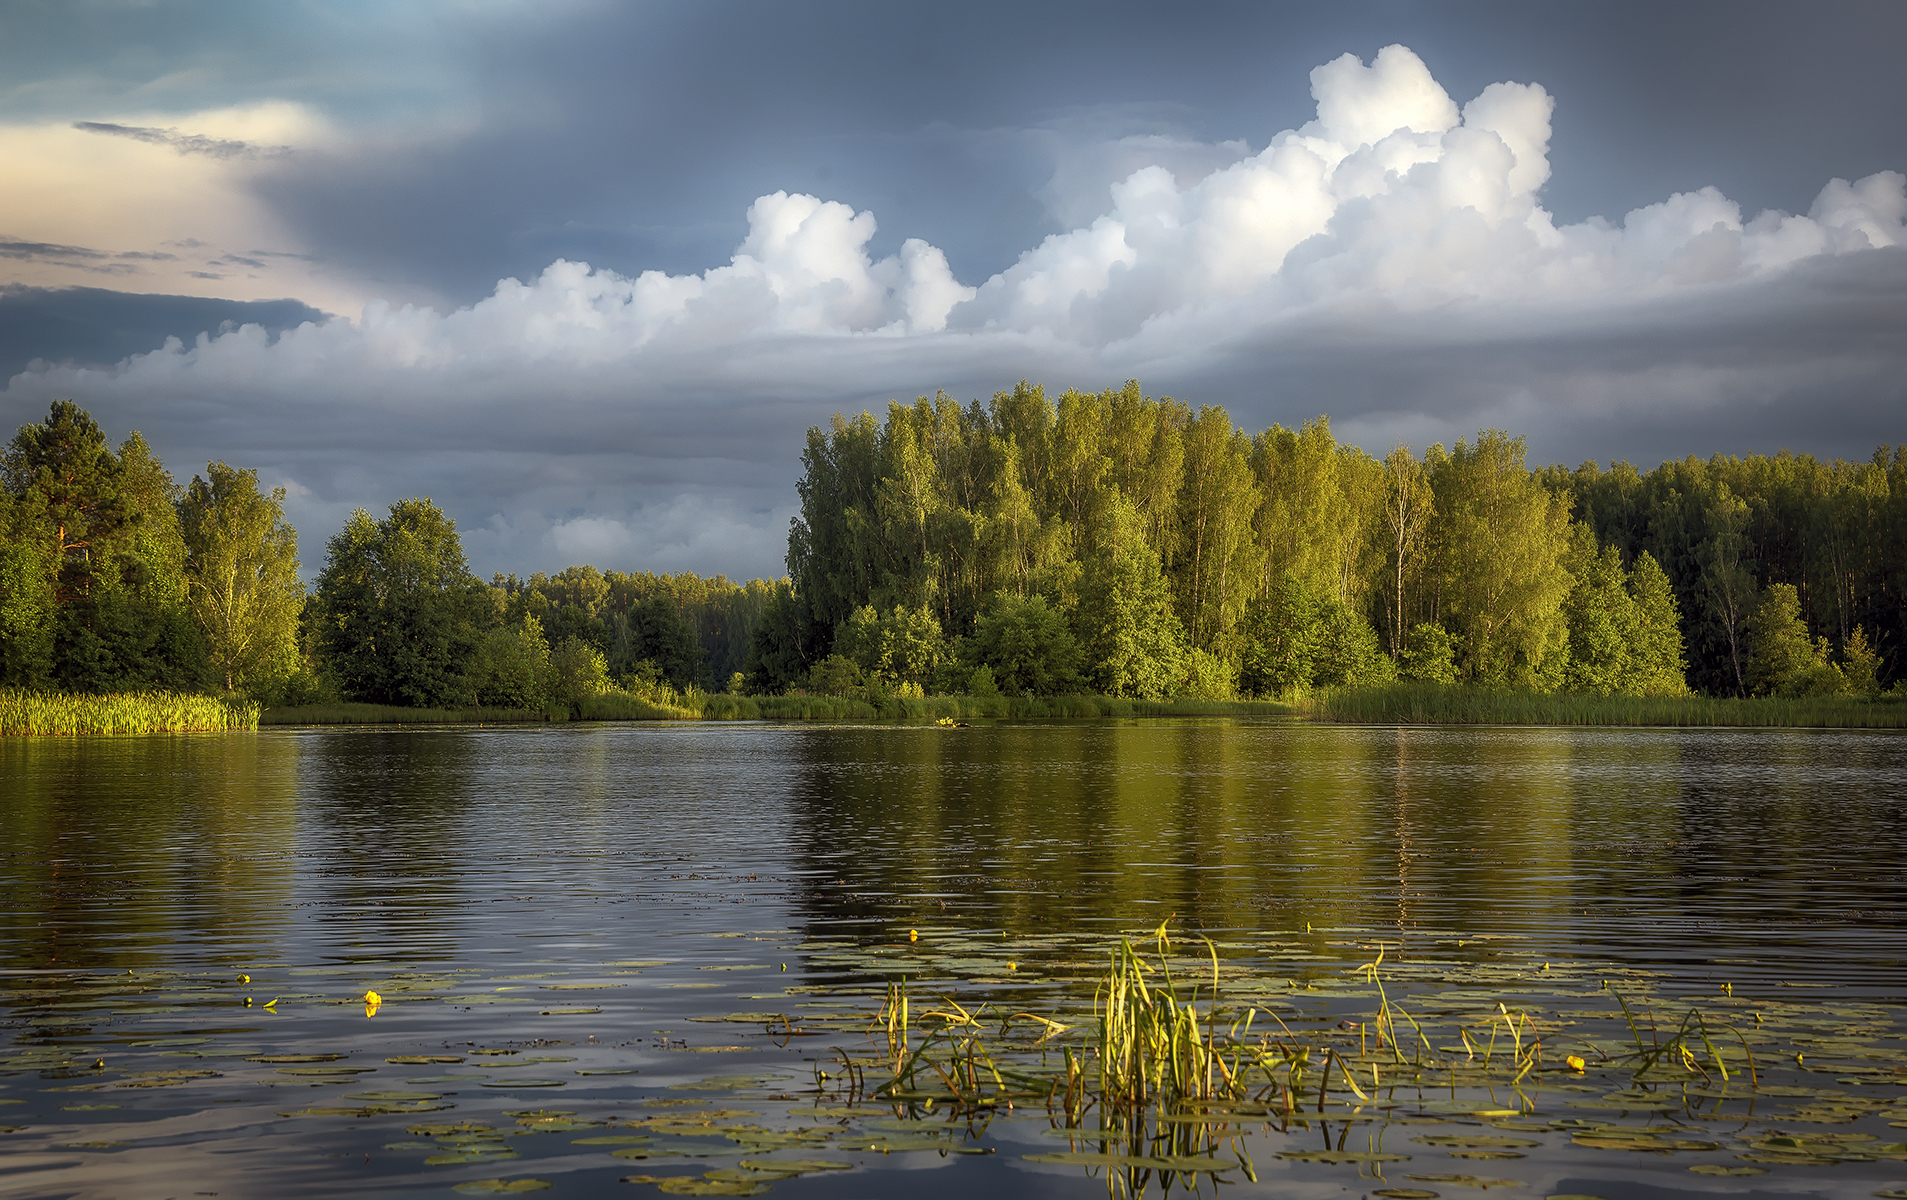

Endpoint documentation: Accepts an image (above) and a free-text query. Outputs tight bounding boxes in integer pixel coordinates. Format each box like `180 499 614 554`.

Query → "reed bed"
1309 682 1907 728
828 918 1821 1193
1 688 259 735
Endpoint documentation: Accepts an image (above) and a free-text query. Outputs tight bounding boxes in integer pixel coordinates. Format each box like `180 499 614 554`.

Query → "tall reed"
1310 682 1907 728
2 688 259 735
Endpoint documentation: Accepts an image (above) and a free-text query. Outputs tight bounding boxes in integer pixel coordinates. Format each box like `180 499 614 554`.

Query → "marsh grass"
1 688 259 735
263 692 1295 725
1309 682 1907 728
260 702 560 726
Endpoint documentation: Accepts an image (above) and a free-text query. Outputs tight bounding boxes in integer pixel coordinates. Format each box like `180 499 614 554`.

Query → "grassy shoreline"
19 684 1900 734
262 694 1296 726
1305 681 1907 728
1 688 259 735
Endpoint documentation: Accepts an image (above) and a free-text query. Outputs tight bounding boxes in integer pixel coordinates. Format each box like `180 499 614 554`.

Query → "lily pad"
541 1007 602 1015
653 1179 769 1197
481 1079 567 1088
1279 1151 1409 1164
575 1136 655 1145
451 1181 550 1194
735 1159 852 1174
1373 1191 1441 1199
427 1150 521 1166
1690 1164 1765 1175
1407 1175 1524 1189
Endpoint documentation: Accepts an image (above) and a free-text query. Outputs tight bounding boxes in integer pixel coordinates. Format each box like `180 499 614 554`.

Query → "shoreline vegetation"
0 687 258 735
11 684 1903 733
7 392 1907 736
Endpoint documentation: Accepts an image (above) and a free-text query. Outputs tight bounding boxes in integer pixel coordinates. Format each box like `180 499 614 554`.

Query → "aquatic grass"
1 687 259 735
1308 682 1907 727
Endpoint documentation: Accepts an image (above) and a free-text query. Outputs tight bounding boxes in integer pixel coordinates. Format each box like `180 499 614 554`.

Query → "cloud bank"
7 45 1904 582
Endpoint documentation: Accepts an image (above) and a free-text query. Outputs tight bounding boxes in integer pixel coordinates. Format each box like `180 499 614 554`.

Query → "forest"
743 381 1901 703
0 391 1899 714
0 401 766 713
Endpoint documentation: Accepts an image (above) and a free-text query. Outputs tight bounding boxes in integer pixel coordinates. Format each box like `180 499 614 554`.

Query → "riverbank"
1306 681 1907 727
261 694 1297 725
0 688 259 735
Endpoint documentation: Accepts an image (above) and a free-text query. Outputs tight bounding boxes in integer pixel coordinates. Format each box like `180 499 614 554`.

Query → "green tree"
1627 551 1689 695
178 462 304 696
312 499 485 707
1561 525 1641 695
1238 573 1321 697
740 580 810 694
627 594 703 686
548 636 611 706
965 592 1083 695
470 614 551 708
1311 602 1395 687
1744 583 1812 697
1076 494 1185 698
1842 625 1882 698
806 653 865 697
1430 431 1572 687
3 400 136 608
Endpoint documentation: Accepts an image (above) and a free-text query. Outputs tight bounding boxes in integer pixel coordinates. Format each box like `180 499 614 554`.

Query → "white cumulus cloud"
6 44 1905 582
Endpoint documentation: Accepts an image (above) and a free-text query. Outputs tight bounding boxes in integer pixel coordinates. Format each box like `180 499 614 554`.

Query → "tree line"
742 381 1900 701
0 402 768 708
3 395 1897 709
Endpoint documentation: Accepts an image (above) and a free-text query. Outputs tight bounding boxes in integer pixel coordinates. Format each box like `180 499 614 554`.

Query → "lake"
3 718 1906 1199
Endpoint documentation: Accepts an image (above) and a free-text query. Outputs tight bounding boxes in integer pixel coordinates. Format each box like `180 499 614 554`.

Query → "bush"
1179 648 1237 700
1398 623 1459 684
965 592 1083 695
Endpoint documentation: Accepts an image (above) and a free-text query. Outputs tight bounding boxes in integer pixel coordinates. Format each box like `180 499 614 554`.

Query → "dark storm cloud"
0 286 329 378
72 121 285 159
3 7 1905 581
235 0 1907 305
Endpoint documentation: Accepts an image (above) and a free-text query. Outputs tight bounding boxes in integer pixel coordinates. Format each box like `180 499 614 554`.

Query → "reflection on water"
2 718 1905 1199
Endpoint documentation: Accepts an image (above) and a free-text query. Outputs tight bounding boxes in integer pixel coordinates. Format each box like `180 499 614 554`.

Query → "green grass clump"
1 688 259 735
1308 682 1907 727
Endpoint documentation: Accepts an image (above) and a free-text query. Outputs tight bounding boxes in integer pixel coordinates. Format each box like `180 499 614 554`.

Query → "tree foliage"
180 462 304 696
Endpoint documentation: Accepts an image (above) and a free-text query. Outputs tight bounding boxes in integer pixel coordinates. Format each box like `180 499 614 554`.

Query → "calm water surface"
2 719 1904 1200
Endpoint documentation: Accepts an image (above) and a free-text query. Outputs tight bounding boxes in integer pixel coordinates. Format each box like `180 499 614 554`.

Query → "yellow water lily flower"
908 929 918 943
1564 1054 1586 1071
364 989 383 1017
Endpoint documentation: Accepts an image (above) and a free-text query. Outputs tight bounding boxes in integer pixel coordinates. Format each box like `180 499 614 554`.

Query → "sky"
1 0 1903 583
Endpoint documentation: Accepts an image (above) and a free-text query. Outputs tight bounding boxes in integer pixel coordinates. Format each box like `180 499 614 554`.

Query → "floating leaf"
1407 1175 1524 1189
451 1180 550 1194
481 1079 566 1088
1279 1151 1409 1164
574 1136 654 1145
427 1150 520 1166
1373 1191 1441 1199
1413 1136 1541 1149
1689 1164 1765 1176
540 1007 602 1016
